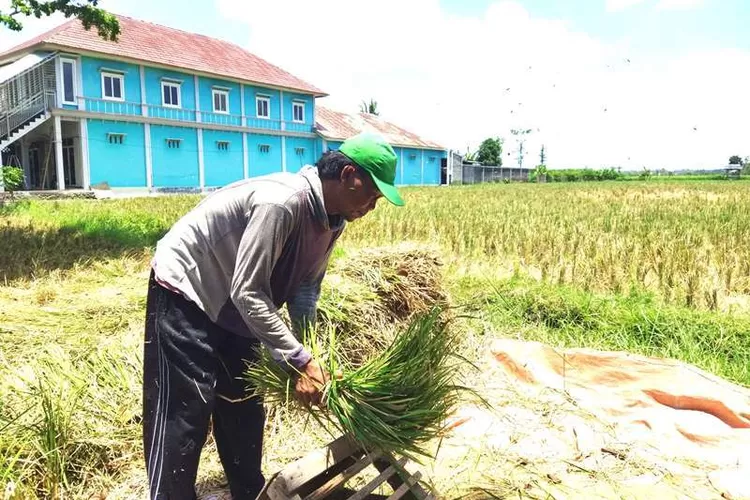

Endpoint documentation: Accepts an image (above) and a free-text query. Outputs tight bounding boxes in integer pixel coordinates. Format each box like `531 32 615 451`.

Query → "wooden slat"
346 457 409 500
279 435 364 495
386 472 423 500
303 452 381 500
372 456 430 500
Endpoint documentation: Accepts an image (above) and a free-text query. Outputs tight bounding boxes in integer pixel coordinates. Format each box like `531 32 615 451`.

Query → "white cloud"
215 0 749 170
656 0 704 10
606 0 649 12
0 13 67 52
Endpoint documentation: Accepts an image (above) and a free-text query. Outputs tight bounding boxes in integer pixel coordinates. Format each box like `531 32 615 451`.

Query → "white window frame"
101 71 125 101
256 95 270 119
212 88 229 114
59 57 78 106
161 81 181 108
292 101 305 123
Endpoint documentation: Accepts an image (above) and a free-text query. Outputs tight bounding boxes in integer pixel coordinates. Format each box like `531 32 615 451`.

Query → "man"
143 132 404 499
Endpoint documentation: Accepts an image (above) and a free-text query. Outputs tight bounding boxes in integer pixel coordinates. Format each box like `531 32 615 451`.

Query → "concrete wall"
87 119 146 187
247 133 283 177
203 129 244 187
150 125 199 188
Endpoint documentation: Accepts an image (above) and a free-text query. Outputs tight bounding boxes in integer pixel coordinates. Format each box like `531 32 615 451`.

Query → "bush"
1 166 25 192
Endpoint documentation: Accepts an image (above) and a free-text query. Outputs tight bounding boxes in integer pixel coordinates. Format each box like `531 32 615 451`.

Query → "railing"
81 96 142 116
285 121 314 133
147 103 197 122
201 111 242 127
246 116 282 131
75 96 314 133
0 91 54 142
0 53 57 142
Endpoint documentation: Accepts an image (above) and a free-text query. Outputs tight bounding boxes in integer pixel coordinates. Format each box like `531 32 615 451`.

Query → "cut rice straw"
244 307 483 461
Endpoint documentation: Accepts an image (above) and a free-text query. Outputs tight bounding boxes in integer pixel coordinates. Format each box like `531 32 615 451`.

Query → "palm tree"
360 99 379 115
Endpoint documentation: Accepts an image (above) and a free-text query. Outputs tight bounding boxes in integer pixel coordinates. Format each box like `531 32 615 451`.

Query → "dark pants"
143 271 265 500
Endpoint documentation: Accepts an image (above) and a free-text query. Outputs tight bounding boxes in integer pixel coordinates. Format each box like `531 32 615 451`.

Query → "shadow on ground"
0 221 163 281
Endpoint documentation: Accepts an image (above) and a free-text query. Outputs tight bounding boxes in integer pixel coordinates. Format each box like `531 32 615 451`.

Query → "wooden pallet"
257 435 435 500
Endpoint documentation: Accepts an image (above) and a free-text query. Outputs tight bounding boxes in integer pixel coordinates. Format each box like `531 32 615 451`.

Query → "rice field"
1 179 749 498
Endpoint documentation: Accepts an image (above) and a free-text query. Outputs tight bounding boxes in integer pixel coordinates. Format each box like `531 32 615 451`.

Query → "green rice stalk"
245 307 481 461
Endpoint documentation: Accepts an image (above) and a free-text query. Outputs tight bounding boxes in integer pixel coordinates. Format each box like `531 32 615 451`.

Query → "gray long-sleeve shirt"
152 166 345 369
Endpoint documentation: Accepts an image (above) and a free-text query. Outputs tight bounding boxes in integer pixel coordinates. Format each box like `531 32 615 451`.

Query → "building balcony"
76 96 314 134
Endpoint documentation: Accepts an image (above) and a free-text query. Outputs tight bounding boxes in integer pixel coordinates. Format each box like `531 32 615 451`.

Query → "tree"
359 98 379 115
728 155 744 165
0 1 119 41
476 137 503 166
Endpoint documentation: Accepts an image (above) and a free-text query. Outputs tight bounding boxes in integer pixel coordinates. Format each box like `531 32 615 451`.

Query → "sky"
0 0 748 170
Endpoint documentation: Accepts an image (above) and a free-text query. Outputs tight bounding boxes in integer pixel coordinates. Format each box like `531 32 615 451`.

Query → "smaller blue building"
316 107 447 186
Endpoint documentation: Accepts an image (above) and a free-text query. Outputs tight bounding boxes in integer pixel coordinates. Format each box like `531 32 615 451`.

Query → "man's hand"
295 358 329 407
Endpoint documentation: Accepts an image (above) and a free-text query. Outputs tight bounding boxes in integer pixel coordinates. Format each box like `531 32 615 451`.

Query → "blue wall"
245 85 281 131
283 92 314 133
199 77 242 127
423 150 442 185
285 136 316 173
203 130 244 187
87 119 146 187
400 148 423 185
80 57 142 116
248 134 282 177
144 68 196 121
321 139 342 152
151 125 199 188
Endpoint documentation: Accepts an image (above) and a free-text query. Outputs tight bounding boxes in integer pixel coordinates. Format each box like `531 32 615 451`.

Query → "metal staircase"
0 52 57 151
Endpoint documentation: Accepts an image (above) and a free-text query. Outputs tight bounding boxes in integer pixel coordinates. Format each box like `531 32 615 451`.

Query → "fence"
446 151 532 184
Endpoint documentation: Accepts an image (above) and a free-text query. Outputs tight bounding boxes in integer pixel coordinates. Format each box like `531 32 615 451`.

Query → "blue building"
0 15 446 191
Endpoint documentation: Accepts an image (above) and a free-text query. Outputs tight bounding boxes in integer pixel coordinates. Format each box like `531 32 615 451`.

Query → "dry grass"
2 181 749 498
343 182 750 312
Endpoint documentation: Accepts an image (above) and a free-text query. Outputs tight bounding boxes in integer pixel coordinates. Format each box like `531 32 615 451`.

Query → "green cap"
339 132 404 206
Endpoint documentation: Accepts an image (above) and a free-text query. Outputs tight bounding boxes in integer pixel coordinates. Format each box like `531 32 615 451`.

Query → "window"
292 101 305 123
256 95 270 119
216 140 230 151
60 58 77 105
258 144 270 153
107 133 125 144
162 81 181 108
295 147 305 156
166 138 182 149
101 72 124 101
212 89 229 114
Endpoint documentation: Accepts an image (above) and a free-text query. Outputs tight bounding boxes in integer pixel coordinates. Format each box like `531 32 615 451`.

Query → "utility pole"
511 128 532 169
540 144 546 165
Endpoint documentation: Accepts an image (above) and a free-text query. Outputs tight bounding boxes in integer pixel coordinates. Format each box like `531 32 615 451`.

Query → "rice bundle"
245 308 476 460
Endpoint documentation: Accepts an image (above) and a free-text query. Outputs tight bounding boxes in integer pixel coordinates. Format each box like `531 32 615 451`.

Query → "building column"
54 115 65 190
144 123 153 190
279 90 285 131
194 75 202 123
197 128 205 190
281 135 287 172
139 65 148 116
399 148 404 185
420 149 425 185
242 132 249 179
79 118 90 189
20 137 31 190
240 84 247 127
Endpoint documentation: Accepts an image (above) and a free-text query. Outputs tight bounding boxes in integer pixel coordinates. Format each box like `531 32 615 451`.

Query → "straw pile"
315 244 448 367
